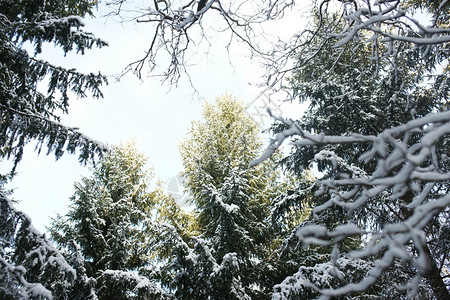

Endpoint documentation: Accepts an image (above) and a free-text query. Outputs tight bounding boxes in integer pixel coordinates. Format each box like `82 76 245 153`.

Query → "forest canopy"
0 0 449 299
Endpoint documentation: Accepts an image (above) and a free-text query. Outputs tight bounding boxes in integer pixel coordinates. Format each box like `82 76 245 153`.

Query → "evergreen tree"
281 10 446 175
267 3 449 299
174 94 292 298
1 1 109 298
0 0 108 170
49 142 171 299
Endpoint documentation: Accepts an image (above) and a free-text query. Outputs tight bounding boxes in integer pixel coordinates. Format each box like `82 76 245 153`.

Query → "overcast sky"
3 5 306 233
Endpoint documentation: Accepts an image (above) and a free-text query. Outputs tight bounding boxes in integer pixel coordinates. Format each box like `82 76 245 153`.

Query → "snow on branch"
250 111 377 167
98 269 170 298
0 102 109 168
0 193 76 299
328 0 450 60
260 110 450 297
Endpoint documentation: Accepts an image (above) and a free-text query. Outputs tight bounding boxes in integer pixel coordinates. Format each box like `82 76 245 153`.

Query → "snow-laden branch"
264 110 449 298
0 193 76 299
175 0 217 30
250 110 380 167
328 0 450 72
333 0 450 45
253 110 450 166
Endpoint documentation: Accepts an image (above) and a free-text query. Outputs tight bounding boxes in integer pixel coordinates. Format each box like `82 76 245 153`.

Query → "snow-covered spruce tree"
0 0 108 170
0 192 76 299
277 9 447 175
173 95 292 298
49 142 171 299
255 2 450 299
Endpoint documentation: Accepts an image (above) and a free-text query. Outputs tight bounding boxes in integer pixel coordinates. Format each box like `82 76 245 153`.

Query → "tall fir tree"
49 142 171 299
173 94 292 298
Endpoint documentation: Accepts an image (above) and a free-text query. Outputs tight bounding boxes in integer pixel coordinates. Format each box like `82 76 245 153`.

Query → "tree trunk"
400 191 449 299
423 244 450 300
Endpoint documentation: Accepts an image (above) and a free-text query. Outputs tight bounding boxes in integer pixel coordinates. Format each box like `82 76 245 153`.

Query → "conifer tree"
0 0 108 170
49 142 171 299
267 4 449 299
0 1 109 298
176 94 291 298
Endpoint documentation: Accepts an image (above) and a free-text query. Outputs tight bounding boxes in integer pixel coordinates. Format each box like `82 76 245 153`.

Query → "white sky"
3 5 308 233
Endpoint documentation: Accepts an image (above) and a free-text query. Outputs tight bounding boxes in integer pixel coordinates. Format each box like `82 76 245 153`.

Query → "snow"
27 283 53 299
329 224 362 238
101 269 168 296
209 186 241 213
37 15 86 28
1 193 76 298
2 0 449 298
256 105 449 297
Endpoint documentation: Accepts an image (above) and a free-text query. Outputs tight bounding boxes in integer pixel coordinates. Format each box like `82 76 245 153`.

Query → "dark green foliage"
274 5 449 177
0 192 76 299
49 143 172 299
271 4 450 298
177 95 292 298
201 169 256 262
0 0 108 170
96 270 171 300
283 33 445 174
158 229 251 300
157 230 216 299
50 144 151 271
